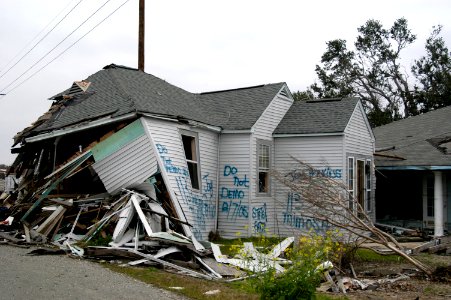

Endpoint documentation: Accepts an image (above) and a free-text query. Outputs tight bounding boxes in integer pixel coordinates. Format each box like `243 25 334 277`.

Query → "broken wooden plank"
428 243 451 254
0 232 22 244
112 199 135 243
195 256 222 279
85 247 145 260
411 240 437 254
36 205 66 236
130 194 153 236
129 249 215 280
200 257 246 277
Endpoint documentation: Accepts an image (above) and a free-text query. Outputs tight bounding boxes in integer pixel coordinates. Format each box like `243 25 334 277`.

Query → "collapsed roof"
14 64 287 145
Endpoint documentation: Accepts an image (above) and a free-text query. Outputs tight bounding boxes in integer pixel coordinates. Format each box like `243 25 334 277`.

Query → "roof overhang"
376 165 451 171
25 113 138 143
273 132 344 138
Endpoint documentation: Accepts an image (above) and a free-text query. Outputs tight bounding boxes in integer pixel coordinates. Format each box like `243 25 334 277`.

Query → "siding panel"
274 136 345 236
143 117 219 240
217 133 251 238
92 122 158 195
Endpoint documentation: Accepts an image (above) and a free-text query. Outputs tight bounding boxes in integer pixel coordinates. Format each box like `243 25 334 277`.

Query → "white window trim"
365 159 372 212
257 140 272 197
180 130 201 191
348 156 355 211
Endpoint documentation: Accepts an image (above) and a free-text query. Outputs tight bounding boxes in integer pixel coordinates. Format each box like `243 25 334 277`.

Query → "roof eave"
24 112 138 144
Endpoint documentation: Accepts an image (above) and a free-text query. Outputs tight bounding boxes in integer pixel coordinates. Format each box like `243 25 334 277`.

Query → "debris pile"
0 162 296 281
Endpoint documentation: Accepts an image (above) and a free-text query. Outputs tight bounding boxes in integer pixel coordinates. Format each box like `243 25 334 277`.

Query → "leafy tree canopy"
298 18 451 127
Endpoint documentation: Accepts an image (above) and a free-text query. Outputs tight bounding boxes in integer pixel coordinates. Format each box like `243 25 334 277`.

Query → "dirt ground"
323 243 451 300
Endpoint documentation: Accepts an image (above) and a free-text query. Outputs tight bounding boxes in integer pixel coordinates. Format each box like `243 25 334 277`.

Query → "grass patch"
102 263 258 300
354 248 405 263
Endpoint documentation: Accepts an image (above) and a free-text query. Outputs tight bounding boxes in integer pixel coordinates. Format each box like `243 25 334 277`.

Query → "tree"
412 25 451 112
292 90 314 101
271 158 433 276
309 18 451 127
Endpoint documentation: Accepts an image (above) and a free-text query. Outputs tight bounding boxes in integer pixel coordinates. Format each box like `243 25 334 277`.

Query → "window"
258 143 270 194
365 160 371 212
348 157 355 210
181 133 200 190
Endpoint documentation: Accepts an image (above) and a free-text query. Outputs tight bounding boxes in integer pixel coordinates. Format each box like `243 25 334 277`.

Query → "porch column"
433 171 444 237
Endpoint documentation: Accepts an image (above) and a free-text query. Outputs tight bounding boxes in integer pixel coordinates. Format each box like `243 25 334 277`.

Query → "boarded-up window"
182 133 200 190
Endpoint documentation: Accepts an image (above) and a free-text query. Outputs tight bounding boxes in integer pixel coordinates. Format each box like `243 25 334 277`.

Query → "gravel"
0 244 185 299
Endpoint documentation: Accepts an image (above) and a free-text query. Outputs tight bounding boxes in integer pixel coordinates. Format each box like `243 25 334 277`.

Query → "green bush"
250 232 341 300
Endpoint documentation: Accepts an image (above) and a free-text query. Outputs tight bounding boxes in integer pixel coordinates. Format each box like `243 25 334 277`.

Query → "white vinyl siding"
248 94 293 236
344 104 375 156
143 117 219 241
344 103 376 219
93 134 157 194
273 135 344 236
217 133 251 238
92 119 158 195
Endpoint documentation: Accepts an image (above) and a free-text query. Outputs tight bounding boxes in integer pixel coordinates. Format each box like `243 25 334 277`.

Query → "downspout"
214 133 221 233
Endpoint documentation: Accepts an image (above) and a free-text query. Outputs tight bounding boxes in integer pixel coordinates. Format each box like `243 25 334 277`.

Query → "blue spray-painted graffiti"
285 167 342 181
282 192 330 232
220 165 249 220
156 144 190 176
252 203 267 233
221 200 249 220
156 143 216 240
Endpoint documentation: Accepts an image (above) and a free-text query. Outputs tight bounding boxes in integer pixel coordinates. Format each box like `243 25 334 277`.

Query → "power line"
3 0 132 96
0 0 114 94
0 0 80 75
0 0 85 81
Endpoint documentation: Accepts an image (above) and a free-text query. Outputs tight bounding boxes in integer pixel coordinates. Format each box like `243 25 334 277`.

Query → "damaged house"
374 106 451 237
7 64 375 242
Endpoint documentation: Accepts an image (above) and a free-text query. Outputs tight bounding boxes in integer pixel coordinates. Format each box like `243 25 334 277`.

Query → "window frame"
365 159 372 212
180 130 201 191
347 156 355 211
257 140 271 196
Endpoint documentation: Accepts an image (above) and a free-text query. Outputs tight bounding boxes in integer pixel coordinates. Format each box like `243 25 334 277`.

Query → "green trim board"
92 119 145 162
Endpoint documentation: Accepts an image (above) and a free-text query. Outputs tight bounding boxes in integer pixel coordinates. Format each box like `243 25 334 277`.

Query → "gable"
274 98 360 135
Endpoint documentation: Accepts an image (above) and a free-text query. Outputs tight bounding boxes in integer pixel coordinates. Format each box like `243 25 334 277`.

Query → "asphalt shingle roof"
373 105 451 167
34 64 285 133
274 98 359 134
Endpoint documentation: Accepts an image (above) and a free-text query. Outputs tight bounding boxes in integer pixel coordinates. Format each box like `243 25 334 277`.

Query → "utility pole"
138 0 145 71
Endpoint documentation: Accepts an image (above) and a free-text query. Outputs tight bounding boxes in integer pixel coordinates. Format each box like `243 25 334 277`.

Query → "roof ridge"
375 105 451 130
200 82 284 95
106 67 137 112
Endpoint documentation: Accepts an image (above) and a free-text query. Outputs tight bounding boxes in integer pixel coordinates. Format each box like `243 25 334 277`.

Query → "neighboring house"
11 64 375 240
374 106 451 237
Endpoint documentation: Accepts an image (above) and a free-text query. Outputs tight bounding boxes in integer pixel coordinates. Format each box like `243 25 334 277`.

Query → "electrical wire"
2 0 132 96
0 0 114 93
0 0 79 75
0 0 85 80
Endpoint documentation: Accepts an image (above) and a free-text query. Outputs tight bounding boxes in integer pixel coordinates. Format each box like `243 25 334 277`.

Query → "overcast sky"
1 0 450 164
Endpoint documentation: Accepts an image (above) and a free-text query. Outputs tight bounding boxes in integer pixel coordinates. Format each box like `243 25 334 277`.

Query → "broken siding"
274 136 344 236
142 117 219 241
218 133 251 238
250 95 293 236
92 119 158 194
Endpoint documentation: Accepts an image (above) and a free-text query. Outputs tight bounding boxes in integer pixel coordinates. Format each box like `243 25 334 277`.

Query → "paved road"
0 244 185 299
